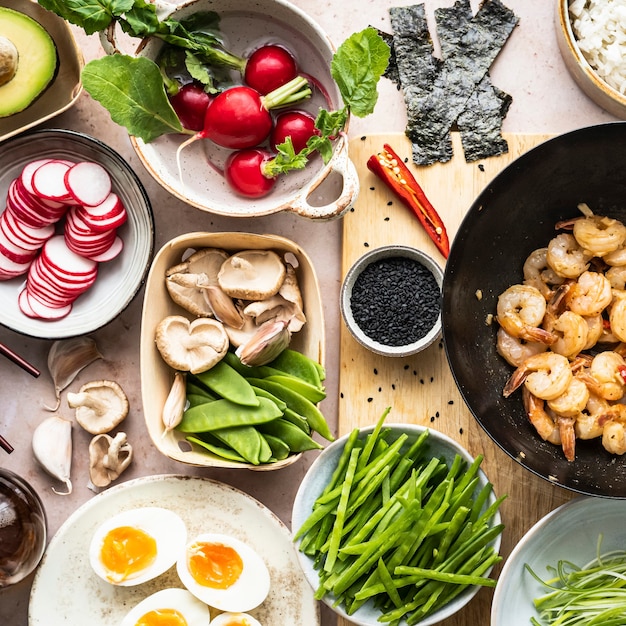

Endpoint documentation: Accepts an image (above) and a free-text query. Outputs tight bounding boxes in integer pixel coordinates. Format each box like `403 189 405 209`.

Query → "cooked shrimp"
566 270 613 317
604 245 626 267
522 387 561 445
574 393 608 440
573 212 626 257
546 233 590 279
577 351 626 401
609 290 626 342
547 376 590 417
596 403 626 454
503 352 572 400
523 247 565 299
606 265 626 290
546 310 589 359
582 314 604 349
496 284 556 344
496 327 547 367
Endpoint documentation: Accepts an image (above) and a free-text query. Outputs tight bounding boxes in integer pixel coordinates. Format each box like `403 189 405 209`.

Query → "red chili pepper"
367 144 450 259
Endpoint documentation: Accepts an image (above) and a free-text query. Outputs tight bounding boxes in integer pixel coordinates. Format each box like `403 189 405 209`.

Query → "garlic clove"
46 337 103 411
236 320 292 366
161 371 187 435
32 414 73 495
201 284 245 329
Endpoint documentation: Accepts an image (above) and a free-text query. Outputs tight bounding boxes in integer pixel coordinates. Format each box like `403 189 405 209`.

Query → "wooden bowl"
555 0 626 119
139 231 325 470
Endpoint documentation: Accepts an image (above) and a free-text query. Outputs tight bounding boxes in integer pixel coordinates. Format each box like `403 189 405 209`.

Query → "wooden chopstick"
0 342 40 378
0 435 13 454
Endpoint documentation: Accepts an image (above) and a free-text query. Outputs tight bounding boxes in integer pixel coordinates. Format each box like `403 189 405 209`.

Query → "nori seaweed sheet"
376 29 401 88
388 0 519 165
388 4 452 165
435 0 513 161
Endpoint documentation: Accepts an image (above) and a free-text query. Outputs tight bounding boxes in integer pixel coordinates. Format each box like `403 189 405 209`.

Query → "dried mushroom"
218 250 286 300
155 315 228 374
243 264 306 333
165 248 229 317
89 432 133 488
67 380 129 435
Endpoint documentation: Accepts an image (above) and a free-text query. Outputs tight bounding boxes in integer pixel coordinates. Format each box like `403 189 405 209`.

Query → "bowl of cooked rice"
555 0 626 119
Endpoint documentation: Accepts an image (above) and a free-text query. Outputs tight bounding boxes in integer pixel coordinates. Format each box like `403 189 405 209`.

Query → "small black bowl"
442 121 626 498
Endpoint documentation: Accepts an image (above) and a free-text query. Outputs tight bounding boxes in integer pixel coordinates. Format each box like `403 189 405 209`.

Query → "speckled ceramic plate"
29 474 320 625
0 0 84 143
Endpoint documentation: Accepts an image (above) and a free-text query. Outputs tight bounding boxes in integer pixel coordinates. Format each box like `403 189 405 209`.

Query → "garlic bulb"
31 414 72 495
47 337 103 410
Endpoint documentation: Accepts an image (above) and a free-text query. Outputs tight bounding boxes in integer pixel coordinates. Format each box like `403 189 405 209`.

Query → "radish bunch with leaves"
39 0 390 198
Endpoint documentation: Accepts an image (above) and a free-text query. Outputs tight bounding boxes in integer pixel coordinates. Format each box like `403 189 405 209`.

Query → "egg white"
177 533 270 612
120 587 211 626
89 506 187 586
210 612 262 626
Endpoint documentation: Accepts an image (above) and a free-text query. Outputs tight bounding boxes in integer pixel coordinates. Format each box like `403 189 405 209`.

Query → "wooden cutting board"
338 133 574 626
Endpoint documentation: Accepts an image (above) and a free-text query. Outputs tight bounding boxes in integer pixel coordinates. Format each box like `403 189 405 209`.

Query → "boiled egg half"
211 613 262 626
120 587 211 626
89 507 187 586
177 533 270 612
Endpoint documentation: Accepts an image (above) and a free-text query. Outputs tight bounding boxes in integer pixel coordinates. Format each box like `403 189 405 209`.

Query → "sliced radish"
18 288 37 317
0 248 31 278
14 178 67 218
0 233 37 264
20 159 54 196
29 259 95 295
1 209 54 246
81 192 124 219
64 161 112 207
0 214 47 252
86 236 124 262
6 180 61 227
31 160 73 202
41 235 98 275
23 289 73 320
76 204 127 232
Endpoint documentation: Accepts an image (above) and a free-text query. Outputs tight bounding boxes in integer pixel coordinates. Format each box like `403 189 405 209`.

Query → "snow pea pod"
193 360 259 406
177 396 282 433
248 378 334 441
269 349 325 387
265 374 326 403
259 418 323 452
261 433 291 460
211 424 271 465
251 385 287 411
186 434 247 463
186 393 214 408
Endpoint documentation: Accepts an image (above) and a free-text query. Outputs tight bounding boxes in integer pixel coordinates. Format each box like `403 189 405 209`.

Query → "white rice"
569 0 626 95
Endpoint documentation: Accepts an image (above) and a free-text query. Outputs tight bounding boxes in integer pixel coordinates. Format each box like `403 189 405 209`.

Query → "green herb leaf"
38 0 131 35
331 26 390 117
81 55 183 143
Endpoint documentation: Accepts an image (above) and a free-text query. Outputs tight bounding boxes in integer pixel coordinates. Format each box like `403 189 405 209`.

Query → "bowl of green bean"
291 411 505 625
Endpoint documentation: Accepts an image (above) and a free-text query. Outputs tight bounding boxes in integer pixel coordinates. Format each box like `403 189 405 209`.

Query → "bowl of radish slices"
0 128 154 338
129 0 358 219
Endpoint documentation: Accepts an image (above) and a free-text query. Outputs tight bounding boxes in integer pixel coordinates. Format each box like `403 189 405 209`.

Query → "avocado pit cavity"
0 36 18 86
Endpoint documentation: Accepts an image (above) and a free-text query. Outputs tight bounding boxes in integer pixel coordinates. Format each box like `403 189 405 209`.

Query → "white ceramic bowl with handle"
131 0 359 219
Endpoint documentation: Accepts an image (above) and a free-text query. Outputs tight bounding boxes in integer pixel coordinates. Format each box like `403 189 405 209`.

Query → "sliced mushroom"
67 380 129 435
218 250 286 300
155 315 229 374
165 248 230 316
89 432 133 488
223 308 259 348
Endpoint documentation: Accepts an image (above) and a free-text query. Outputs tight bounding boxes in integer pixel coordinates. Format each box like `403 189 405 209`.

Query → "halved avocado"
0 7 57 118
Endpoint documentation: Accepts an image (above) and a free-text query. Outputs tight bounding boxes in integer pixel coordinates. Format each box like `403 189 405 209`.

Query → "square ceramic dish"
0 0 84 143
139 231 325 470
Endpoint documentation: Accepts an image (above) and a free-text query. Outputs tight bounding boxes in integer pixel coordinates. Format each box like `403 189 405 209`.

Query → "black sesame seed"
349 256 441 347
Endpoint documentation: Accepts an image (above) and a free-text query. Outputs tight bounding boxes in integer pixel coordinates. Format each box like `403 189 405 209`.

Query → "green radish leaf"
38 0 132 34
331 26 390 118
81 55 184 143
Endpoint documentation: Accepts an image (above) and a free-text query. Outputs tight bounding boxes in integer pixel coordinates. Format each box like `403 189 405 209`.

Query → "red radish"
41 236 98 276
76 203 127 232
0 249 31 279
1 210 54 249
176 75 312 176
244 44 298 95
224 148 277 198
20 288 73 320
31 160 73 202
169 83 212 131
64 161 112 207
80 192 124 219
86 236 124 262
6 180 62 227
0 230 37 264
270 109 319 153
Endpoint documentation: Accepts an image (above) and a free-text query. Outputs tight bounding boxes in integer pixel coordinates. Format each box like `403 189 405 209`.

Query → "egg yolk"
135 608 188 626
187 541 243 589
100 525 157 582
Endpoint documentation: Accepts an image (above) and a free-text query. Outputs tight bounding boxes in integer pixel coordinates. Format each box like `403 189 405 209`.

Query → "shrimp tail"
557 415 576 461
519 326 558 345
503 365 527 398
